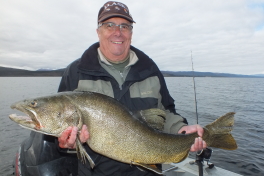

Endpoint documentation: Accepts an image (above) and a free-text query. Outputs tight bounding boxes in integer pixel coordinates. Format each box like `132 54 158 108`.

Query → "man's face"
97 17 132 62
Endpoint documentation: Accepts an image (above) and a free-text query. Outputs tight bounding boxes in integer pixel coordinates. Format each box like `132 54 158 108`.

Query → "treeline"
0 67 65 77
161 71 263 78
0 66 263 78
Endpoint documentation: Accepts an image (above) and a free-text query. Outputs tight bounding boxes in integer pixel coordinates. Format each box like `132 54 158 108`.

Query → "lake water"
0 77 263 176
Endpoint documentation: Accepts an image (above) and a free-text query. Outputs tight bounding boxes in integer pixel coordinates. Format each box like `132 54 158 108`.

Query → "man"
57 1 206 176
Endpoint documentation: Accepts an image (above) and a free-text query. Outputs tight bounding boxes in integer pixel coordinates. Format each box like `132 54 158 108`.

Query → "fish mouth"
9 114 35 128
9 104 42 130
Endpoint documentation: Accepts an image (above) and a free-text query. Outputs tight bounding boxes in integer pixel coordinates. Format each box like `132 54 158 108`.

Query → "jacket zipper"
119 71 123 90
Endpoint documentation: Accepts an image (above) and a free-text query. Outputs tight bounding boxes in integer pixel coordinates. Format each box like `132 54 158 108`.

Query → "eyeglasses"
98 22 133 33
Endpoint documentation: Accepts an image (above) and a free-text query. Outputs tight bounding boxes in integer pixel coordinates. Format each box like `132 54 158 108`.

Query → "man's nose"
113 26 122 36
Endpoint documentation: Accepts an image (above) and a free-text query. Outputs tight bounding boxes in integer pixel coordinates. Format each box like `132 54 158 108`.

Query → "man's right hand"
58 125 90 149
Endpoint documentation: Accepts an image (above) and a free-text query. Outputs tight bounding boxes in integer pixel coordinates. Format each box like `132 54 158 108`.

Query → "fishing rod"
191 51 199 124
190 51 214 176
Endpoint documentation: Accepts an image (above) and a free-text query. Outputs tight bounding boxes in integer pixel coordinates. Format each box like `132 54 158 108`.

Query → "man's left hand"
178 125 207 152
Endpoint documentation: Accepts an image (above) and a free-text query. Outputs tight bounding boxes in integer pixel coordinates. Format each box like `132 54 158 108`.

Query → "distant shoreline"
0 71 63 77
0 66 64 77
0 66 263 78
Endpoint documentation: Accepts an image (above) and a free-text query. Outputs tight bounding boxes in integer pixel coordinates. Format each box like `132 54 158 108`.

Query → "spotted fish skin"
9 91 237 168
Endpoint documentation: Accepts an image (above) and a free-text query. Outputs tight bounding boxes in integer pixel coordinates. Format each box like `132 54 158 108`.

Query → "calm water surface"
0 77 263 176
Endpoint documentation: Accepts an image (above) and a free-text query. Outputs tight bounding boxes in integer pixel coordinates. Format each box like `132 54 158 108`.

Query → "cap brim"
98 13 135 23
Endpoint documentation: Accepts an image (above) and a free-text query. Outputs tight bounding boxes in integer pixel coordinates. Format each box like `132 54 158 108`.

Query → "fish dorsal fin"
131 162 163 175
133 108 166 131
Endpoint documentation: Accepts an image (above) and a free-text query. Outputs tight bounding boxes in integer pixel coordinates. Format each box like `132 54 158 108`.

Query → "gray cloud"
1 0 263 74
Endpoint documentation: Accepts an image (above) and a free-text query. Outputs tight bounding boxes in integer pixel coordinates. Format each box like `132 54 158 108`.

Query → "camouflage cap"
98 1 135 23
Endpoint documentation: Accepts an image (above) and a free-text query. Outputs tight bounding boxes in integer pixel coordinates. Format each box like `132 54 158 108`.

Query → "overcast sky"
1 0 264 75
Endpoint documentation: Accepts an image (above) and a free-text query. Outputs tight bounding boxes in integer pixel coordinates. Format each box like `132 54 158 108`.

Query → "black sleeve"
58 59 80 92
157 71 188 124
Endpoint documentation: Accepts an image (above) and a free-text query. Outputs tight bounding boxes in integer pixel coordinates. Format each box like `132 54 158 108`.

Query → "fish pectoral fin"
133 108 166 131
131 162 163 175
76 136 95 169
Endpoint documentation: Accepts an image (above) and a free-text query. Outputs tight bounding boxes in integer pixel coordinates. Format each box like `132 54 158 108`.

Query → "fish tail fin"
203 112 237 150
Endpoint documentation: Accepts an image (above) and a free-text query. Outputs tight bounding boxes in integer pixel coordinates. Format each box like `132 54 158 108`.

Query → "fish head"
9 93 83 137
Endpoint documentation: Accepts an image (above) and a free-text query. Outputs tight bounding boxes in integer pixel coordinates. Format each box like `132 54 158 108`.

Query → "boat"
163 158 242 176
13 132 78 176
13 131 242 176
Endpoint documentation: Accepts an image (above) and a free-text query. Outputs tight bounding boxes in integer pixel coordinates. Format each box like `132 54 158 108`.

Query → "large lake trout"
9 91 237 174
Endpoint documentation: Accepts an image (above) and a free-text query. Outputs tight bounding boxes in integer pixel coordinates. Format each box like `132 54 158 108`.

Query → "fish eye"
30 100 37 107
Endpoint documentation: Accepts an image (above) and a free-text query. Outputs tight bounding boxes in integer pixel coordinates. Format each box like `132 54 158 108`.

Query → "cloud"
0 0 264 74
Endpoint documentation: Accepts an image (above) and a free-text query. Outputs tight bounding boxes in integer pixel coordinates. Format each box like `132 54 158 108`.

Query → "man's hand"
178 125 207 152
58 125 90 149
